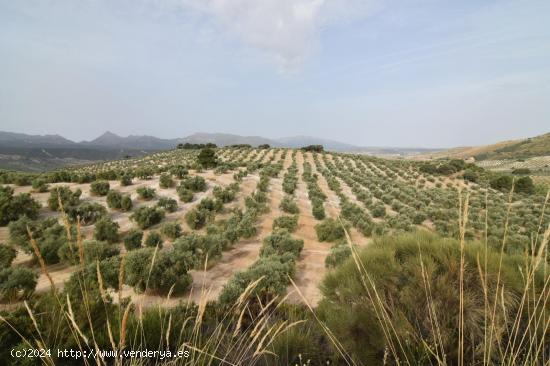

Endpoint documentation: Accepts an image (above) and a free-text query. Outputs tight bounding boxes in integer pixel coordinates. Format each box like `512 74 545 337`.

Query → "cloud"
181 0 376 71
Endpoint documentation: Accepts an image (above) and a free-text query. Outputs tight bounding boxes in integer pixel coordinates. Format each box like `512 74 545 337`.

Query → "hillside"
412 132 550 161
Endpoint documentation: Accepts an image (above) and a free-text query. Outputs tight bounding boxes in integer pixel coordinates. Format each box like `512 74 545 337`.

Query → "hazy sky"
1 0 549 147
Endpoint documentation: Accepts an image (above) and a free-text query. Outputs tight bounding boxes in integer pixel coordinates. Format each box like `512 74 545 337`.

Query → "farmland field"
1 146 548 364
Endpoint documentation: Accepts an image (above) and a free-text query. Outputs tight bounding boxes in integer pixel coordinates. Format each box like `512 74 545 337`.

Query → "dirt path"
186 171 285 304
285 151 333 306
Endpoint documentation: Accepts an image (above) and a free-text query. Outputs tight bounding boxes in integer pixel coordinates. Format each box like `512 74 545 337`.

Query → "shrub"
0 267 38 301
144 231 163 248
48 186 81 211
177 186 194 202
124 229 143 251
197 148 218 168
125 248 191 294
159 173 175 188
120 174 132 186
170 165 188 179
0 185 41 225
301 145 324 152
120 195 133 211
515 176 534 194
490 174 513 192
219 255 295 306
157 197 178 213
272 215 299 232
32 178 49 193
58 240 119 264
279 195 299 214
90 180 110 196
371 204 386 218
106 190 122 209
312 201 326 220
8 216 69 264
180 176 207 192
213 184 238 203
318 231 542 364
160 222 182 240
185 208 211 230
66 202 107 225
93 218 119 243
260 229 304 259
315 218 345 242
131 206 165 229
197 197 222 212
512 168 531 175
136 187 156 200
325 245 351 268
0 245 17 267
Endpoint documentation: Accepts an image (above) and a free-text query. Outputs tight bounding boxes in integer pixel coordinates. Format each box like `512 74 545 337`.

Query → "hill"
412 132 550 161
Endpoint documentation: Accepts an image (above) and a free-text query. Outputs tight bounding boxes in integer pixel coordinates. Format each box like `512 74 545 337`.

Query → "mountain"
0 131 76 148
82 131 180 150
412 132 550 161
0 129 445 171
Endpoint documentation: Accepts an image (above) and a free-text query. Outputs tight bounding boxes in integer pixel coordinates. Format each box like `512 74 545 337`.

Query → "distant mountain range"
0 130 443 172
1 130 443 153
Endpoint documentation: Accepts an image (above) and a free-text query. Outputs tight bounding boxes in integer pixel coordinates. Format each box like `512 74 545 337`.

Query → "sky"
0 0 549 148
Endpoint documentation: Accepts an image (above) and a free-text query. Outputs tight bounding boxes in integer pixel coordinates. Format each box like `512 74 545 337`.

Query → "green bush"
260 229 304 259
279 195 299 214
136 187 156 200
58 240 119 264
272 215 299 232
180 175 206 192
315 218 345 242
90 180 110 196
159 173 175 188
490 174 513 192
157 197 178 213
515 176 534 194
106 190 122 209
318 231 542 364
124 229 143 251
160 221 182 240
0 245 17 267
219 255 295 306
312 201 326 220
8 216 70 264
325 244 351 268
371 204 386 218
0 185 41 226
120 195 133 211
170 165 188 179
125 248 191 294
197 197 222 212
93 218 119 243
48 186 81 211
0 267 38 301
32 178 49 193
120 174 132 186
213 184 238 203
180 176 207 192
144 231 163 248
131 206 165 229
66 202 107 225
185 208 211 230
197 148 218 168
177 186 194 202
